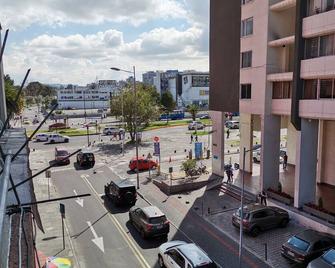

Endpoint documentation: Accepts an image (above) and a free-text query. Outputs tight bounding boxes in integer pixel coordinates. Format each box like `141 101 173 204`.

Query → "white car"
188 121 205 130
158 241 218 268
103 127 124 136
48 134 70 143
35 133 49 142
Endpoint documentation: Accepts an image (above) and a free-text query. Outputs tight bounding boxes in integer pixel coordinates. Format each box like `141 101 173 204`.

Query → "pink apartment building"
210 0 335 213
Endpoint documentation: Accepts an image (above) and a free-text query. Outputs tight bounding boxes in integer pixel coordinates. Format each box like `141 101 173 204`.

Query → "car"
23 119 31 125
188 121 205 130
35 133 49 142
253 148 286 163
48 134 70 143
129 157 157 171
232 204 289 237
48 122 67 131
307 248 335 268
55 147 70 165
225 120 239 129
103 127 124 136
83 121 97 127
281 229 335 264
200 114 210 119
104 179 137 206
158 241 218 268
76 150 95 167
129 206 170 239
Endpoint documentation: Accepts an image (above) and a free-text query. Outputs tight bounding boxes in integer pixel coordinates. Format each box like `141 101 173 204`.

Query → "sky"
0 0 209 86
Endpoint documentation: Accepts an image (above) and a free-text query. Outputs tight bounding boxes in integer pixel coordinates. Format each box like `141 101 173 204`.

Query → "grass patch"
186 131 210 136
142 119 212 131
27 128 96 137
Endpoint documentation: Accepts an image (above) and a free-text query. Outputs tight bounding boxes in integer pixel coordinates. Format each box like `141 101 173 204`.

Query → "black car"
282 229 335 264
129 206 170 239
307 248 335 268
76 151 95 167
104 179 137 206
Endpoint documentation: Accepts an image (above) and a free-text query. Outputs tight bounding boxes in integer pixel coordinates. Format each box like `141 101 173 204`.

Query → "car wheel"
280 218 289 228
250 227 260 237
50 140 55 144
65 138 69 143
158 254 165 268
36 139 40 142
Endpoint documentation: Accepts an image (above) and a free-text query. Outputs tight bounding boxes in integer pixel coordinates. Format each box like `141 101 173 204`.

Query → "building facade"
57 80 119 109
211 0 335 210
142 71 156 86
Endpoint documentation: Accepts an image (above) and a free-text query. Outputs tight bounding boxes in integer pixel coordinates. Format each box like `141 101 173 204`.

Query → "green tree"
4 75 24 116
25 81 56 97
161 91 176 112
110 83 160 142
187 104 199 121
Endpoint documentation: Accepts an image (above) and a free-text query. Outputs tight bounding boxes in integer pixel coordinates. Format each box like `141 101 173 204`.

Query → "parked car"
129 157 157 171
188 121 205 130
83 121 97 127
307 248 335 268
129 206 170 239
48 134 69 143
281 229 335 264
35 133 49 142
253 148 287 163
200 114 210 119
55 147 70 165
103 127 124 136
158 241 218 268
232 204 289 237
76 150 95 167
225 120 239 129
104 179 137 206
48 122 67 131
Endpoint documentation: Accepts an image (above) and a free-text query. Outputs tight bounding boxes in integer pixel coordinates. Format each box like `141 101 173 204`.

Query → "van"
104 179 137 206
55 147 70 165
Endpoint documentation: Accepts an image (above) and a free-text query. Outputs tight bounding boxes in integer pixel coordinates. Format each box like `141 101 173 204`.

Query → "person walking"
226 169 231 183
226 128 230 139
259 190 267 206
190 134 194 143
195 135 198 142
283 153 288 170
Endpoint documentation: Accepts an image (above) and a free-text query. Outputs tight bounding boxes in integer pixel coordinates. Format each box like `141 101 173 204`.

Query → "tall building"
142 71 156 86
210 0 335 211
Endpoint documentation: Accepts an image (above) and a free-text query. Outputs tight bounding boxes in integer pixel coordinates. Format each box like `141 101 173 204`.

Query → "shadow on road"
73 162 94 171
71 212 109 239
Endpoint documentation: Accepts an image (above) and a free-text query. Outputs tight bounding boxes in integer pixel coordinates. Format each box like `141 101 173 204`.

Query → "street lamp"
239 144 261 268
110 66 139 189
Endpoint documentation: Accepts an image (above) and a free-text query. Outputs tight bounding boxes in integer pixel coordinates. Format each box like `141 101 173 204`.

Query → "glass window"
303 80 318 99
320 34 334 56
322 0 335 11
288 236 310 252
241 51 252 68
320 79 333 98
168 250 185 267
273 82 282 99
322 248 335 265
283 82 292 99
241 17 253 37
241 84 251 99
306 37 319 59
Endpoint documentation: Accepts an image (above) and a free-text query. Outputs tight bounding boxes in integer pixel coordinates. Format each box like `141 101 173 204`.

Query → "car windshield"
236 208 250 219
149 216 167 224
288 236 310 252
196 262 217 268
57 151 69 156
322 249 335 266
84 153 94 159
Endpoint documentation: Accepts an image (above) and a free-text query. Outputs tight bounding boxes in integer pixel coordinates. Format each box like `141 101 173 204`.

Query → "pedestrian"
195 135 198 142
226 169 231 183
229 168 234 183
226 128 230 139
118 132 121 140
283 153 288 170
259 190 267 206
190 134 193 143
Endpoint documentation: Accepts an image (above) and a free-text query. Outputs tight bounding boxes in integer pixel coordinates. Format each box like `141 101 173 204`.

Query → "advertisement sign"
154 142 160 156
195 142 203 159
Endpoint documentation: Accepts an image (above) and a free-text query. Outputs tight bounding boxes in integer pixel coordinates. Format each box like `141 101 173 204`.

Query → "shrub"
181 159 196 174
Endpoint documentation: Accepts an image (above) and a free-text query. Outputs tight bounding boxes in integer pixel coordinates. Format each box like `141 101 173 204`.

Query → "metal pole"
133 66 140 189
121 91 124 156
84 89 87 123
62 216 65 250
86 126 90 146
239 147 246 268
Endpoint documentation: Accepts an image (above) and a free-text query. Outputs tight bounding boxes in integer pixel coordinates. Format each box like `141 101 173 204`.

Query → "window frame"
241 51 252 68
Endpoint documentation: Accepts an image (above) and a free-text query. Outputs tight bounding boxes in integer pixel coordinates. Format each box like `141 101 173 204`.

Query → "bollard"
174 150 177 154
184 149 187 152
207 207 210 215
206 149 210 159
264 243 268 261
188 149 192 159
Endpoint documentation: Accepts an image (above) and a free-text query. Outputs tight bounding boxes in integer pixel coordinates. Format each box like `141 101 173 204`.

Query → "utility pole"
133 66 140 189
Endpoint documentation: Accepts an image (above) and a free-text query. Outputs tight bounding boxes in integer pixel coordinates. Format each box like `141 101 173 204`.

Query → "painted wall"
321 120 335 186
210 111 225 177
287 120 297 165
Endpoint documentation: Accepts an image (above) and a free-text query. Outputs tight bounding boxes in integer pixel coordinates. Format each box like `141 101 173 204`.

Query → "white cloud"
0 0 187 30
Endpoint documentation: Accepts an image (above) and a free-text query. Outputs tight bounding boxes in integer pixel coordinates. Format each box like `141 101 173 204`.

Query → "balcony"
301 56 335 79
270 0 296 11
268 35 295 47
272 99 291 115
300 100 335 119
303 9 335 38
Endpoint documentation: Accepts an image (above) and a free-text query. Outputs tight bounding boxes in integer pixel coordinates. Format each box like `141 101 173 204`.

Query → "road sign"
147 153 152 159
195 142 203 159
154 142 160 156
153 136 160 142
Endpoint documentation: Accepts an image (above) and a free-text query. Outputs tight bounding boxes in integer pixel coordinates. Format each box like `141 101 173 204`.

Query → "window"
305 37 319 58
192 76 209 87
320 79 333 98
241 51 252 68
272 82 291 99
307 0 335 15
168 250 185 267
320 35 334 56
283 82 292 99
288 236 310 252
252 211 267 219
303 80 318 99
241 84 251 99
241 17 253 37
306 34 335 59
241 0 253 4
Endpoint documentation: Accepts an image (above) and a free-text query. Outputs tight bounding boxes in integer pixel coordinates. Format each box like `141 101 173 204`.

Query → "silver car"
307 248 335 268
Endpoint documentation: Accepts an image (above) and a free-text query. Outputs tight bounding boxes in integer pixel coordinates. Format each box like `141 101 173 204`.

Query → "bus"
159 110 185 120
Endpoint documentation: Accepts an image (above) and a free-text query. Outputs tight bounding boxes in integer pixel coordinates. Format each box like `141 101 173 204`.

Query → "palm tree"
187 104 199 121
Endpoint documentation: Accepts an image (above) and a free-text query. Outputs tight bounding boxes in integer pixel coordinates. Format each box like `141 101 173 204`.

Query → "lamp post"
238 145 261 268
111 66 139 189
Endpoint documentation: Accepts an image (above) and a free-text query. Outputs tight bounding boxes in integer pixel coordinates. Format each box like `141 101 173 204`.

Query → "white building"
57 80 119 110
179 72 210 108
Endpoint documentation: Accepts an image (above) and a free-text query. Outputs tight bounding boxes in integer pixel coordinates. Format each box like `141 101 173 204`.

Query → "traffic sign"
195 142 203 159
153 136 160 142
147 153 152 159
154 142 160 156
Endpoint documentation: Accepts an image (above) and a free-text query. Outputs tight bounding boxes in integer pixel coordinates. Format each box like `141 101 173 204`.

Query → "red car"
129 157 157 171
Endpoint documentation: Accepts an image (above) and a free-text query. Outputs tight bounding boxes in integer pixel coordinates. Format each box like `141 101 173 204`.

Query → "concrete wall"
321 120 335 186
210 111 225 177
287 120 297 165
239 113 253 173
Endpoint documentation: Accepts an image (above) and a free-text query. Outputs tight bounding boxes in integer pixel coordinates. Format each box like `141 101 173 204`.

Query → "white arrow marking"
73 189 84 207
87 221 104 253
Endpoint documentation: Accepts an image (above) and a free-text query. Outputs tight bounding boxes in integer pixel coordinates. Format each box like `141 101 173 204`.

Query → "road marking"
73 189 84 207
81 175 150 268
87 221 105 253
